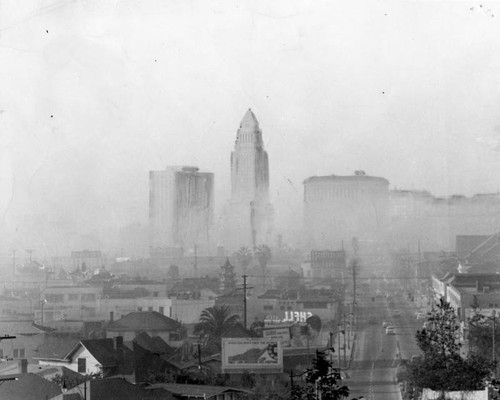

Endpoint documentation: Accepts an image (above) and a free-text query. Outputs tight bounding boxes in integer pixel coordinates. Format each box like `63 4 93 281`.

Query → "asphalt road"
344 293 424 400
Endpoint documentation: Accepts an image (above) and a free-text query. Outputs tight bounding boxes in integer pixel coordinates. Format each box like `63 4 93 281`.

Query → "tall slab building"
224 109 273 250
149 166 214 254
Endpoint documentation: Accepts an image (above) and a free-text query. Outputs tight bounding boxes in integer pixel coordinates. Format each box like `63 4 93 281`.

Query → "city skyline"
2 1 500 255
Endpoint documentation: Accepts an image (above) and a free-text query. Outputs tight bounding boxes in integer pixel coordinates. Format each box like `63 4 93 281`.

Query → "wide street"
345 286 424 400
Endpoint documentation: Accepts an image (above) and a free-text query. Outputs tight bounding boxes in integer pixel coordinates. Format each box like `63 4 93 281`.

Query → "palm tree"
234 246 253 275
255 244 272 289
194 305 239 346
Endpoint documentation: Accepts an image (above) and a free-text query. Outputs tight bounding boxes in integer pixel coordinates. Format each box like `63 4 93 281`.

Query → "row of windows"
307 187 367 201
45 293 97 303
0 348 25 358
137 306 166 314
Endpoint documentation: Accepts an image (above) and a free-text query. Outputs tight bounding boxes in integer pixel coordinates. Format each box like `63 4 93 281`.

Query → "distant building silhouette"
149 166 214 255
224 109 273 250
303 170 390 250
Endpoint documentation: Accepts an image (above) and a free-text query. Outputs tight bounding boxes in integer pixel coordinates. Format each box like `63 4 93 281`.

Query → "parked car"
386 326 396 335
416 312 425 320
382 321 391 328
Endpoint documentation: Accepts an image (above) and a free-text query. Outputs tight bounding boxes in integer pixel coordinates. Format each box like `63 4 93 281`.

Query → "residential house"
106 311 187 347
38 337 132 377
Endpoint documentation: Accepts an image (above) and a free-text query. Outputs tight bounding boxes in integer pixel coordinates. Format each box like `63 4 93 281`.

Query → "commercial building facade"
149 166 214 254
303 171 390 250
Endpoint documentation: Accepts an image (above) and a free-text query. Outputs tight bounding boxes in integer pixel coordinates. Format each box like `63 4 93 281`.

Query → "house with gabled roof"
37 336 132 377
106 311 187 346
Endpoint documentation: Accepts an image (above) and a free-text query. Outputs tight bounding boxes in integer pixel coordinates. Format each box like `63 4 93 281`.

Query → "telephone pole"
243 275 248 329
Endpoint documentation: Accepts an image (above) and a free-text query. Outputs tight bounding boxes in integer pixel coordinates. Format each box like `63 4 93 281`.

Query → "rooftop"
107 311 183 332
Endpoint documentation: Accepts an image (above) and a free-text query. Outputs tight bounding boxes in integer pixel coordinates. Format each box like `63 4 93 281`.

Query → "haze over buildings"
2 1 500 260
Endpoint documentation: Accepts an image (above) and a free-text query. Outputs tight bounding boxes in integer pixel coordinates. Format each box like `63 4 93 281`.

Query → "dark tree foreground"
291 350 354 400
407 298 494 399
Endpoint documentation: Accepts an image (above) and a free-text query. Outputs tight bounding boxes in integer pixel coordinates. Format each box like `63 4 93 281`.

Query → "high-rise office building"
303 170 390 250
149 166 214 254
224 109 273 250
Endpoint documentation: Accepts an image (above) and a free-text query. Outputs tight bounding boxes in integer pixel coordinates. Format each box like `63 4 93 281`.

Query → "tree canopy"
194 305 239 346
291 350 351 400
407 298 494 396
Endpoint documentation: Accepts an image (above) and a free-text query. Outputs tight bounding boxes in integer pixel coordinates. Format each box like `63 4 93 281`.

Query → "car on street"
416 312 425 320
382 321 391 328
386 326 396 335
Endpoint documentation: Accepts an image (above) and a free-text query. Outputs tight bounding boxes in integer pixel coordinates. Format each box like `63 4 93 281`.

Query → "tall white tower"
225 109 273 250
230 109 269 203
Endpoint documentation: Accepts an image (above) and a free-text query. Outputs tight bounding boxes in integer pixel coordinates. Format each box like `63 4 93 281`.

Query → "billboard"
221 338 283 373
262 327 291 345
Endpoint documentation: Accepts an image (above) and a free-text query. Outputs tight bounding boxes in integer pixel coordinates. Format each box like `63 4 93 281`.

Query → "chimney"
109 311 114 323
18 359 28 374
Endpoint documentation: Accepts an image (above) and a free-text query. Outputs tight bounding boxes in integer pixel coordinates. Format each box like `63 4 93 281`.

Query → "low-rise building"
38 337 130 377
106 311 187 347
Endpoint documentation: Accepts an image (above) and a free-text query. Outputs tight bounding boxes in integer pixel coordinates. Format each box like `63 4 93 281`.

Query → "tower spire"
240 108 259 129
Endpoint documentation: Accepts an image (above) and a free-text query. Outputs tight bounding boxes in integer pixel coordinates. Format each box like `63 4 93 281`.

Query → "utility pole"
198 342 202 371
243 275 248 329
493 310 496 378
352 261 356 308
337 324 341 373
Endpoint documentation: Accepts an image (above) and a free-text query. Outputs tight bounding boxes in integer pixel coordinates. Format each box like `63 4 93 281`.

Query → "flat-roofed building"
149 166 214 255
303 171 389 250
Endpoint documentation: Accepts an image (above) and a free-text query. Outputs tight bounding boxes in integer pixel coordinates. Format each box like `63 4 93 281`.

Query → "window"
263 305 273 310
68 294 79 301
159 306 164 314
148 306 153 311
78 358 86 373
137 307 142 311
45 294 64 303
153 291 159 297
0 349 3 358
12 348 25 358
81 294 96 302
280 306 285 311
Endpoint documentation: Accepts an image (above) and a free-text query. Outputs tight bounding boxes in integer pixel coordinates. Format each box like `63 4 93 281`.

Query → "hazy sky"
1 0 500 249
